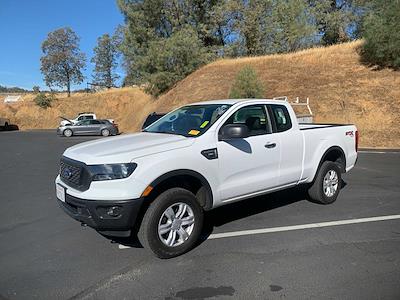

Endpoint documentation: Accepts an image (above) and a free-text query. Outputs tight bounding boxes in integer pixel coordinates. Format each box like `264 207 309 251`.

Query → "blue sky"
0 0 124 90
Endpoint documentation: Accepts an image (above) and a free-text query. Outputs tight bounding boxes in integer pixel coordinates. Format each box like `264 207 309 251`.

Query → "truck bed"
299 122 358 181
299 123 350 130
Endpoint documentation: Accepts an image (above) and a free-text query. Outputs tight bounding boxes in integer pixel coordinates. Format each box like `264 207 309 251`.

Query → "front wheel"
308 161 341 204
63 129 73 137
138 188 204 258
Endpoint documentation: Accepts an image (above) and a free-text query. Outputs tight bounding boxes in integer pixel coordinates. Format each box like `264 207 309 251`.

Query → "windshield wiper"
143 130 190 137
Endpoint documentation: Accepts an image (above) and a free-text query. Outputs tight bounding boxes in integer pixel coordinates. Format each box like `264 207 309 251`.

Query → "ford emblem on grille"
63 167 73 179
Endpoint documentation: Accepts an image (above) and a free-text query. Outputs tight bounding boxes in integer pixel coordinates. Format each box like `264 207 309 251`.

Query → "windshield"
143 104 231 137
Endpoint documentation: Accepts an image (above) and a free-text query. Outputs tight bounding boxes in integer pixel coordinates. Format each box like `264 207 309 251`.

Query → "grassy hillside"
0 88 155 133
1 40 399 147
158 41 400 148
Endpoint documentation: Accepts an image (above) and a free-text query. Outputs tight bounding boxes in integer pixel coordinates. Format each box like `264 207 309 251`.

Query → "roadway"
0 130 399 299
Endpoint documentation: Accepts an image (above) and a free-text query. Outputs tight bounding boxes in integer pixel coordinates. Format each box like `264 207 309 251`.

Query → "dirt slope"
1 41 399 147
158 41 400 148
0 88 156 134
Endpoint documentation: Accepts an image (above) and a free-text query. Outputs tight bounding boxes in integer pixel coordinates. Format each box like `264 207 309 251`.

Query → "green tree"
269 0 317 53
361 0 400 69
235 0 273 55
141 27 210 96
91 33 120 88
40 27 86 97
309 0 365 45
117 0 225 86
229 65 264 99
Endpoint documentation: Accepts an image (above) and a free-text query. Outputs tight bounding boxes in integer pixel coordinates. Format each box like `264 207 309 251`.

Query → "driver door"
217 105 281 201
74 120 91 135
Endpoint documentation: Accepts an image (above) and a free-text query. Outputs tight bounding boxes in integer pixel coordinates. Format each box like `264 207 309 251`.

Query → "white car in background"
0 117 10 129
60 112 113 126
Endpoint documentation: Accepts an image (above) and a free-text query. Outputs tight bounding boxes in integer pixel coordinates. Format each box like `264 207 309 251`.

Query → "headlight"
88 163 137 181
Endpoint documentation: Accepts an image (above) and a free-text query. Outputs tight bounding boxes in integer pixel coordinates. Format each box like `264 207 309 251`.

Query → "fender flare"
312 146 346 182
149 169 214 210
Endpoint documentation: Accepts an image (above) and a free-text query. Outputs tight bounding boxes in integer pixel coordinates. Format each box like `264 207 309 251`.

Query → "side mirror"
219 124 249 141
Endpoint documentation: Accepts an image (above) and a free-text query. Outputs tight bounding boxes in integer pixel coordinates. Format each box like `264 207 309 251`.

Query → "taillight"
355 130 359 152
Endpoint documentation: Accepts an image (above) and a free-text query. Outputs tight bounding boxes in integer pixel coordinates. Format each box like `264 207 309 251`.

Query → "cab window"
78 120 91 126
270 105 292 132
223 105 272 136
78 115 93 121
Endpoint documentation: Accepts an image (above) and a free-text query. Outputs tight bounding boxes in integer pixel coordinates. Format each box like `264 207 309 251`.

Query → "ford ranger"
55 99 358 258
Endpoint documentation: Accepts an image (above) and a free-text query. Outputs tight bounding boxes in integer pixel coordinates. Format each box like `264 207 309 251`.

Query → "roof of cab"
190 98 287 106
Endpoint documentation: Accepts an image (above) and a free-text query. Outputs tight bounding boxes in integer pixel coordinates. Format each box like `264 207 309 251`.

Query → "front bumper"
58 193 144 237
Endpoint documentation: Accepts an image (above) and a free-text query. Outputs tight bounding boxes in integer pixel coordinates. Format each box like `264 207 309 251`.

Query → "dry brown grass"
1 40 399 147
0 88 158 133
158 40 400 148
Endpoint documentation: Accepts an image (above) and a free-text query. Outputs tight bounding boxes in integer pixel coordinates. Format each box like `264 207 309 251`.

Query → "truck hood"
63 132 195 164
60 116 74 126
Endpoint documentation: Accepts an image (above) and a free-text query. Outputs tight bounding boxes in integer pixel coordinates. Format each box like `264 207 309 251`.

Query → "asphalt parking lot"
1 130 400 299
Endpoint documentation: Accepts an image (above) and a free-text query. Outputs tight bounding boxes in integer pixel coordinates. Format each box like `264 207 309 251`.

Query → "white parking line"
208 214 400 240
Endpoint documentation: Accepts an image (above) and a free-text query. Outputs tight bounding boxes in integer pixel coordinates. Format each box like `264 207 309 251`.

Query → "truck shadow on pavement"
108 181 347 250
200 185 309 240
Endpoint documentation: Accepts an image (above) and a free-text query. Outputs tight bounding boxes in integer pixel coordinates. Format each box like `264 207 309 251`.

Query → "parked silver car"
57 119 118 137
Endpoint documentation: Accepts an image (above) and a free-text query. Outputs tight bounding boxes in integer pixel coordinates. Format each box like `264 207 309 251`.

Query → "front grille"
60 160 81 186
59 157 91 191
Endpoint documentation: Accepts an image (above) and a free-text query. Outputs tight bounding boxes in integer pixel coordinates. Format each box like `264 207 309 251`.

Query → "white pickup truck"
60 112 113 126
55 99 358 258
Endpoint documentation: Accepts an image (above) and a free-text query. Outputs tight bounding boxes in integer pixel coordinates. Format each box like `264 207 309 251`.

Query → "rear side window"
90 120 101 125
270 105 292 132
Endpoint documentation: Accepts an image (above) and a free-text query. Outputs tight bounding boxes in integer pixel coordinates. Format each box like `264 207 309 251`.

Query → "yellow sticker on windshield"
188 130 200 135
200 121 209 128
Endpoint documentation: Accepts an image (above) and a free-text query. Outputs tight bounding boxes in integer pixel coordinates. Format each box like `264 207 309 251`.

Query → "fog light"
107 206 122 217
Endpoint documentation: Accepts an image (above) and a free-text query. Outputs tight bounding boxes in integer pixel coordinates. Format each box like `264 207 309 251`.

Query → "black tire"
101 129 110 137
138 188 204 258
308 161 342 204
63 129 73 137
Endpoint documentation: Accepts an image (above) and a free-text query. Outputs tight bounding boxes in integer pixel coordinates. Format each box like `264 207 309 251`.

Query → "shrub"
229 65 264 99
34 93 53 109
361 0 400 69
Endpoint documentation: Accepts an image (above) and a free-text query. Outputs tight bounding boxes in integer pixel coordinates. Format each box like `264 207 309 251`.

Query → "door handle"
264 142 276 149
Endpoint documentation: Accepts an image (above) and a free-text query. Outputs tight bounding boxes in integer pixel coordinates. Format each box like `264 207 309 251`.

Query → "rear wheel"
63 129 73 137
138 188 203 258
101 129 110 137
308 161 341 204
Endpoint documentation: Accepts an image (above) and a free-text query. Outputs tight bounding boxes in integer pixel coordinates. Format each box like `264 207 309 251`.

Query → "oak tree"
40 27 86 97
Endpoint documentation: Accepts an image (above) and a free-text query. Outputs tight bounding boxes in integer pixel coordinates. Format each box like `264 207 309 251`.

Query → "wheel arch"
144 169 214 210
312 146 346 182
